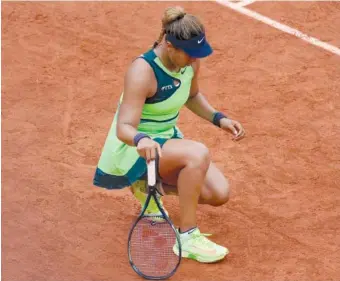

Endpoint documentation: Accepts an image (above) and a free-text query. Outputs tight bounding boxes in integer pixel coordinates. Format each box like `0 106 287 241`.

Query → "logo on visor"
198 37 205 44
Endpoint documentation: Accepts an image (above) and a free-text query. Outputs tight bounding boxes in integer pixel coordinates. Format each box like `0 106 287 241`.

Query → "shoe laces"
191 232 215 247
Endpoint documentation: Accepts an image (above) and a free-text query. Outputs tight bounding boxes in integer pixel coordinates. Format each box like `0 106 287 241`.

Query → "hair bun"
163 6 186 26
176 13 186 21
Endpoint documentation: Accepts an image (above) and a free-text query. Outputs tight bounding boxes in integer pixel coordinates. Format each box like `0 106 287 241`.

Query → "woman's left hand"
220 118 246 141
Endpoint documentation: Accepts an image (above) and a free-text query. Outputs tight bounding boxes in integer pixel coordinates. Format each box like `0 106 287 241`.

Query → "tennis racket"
127 159 182 280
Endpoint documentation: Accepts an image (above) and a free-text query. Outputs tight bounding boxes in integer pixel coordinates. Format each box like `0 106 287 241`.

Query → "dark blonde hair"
153 6 205 48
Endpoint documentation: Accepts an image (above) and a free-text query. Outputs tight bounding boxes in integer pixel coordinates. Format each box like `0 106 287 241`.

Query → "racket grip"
147 160 156 186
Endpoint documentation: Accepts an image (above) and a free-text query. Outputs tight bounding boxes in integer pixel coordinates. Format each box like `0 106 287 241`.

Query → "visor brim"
182 41 213 58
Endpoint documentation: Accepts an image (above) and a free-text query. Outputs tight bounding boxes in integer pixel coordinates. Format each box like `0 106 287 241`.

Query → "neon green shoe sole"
173 245 228 263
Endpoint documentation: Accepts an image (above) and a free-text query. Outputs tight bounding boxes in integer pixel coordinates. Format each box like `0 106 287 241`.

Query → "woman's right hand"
136 138 163 162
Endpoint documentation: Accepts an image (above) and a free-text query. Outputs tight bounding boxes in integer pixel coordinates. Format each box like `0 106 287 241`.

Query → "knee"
210 178 230 207
186 142 210 172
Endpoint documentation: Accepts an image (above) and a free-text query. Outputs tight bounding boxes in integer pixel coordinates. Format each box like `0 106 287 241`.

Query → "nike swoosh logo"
198 37 205 44
181 68 187 74
191 245 217 256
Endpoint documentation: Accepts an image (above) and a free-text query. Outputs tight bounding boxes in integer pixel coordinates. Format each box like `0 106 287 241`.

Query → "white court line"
3 0 340 1
237 0 256 6
246 0 340 1
216 0 340 57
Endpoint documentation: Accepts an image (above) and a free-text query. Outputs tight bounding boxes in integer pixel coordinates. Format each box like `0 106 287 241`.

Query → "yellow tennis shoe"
131 180 169 217
173 228 229 263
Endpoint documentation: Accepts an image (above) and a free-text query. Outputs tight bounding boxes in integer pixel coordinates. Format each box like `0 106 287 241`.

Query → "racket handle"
147 160 156 186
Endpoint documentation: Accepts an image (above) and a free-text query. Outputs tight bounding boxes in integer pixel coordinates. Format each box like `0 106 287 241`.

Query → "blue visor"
165 33 213 58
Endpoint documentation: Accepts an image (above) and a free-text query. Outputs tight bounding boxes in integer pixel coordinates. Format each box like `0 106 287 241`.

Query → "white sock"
179 227 197 238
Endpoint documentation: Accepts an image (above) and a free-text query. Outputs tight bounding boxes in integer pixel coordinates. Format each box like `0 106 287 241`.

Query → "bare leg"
158 139 211 232
160 162 230 206
147 139 230 262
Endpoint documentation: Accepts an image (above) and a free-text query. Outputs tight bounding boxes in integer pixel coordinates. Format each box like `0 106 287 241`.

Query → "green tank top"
97 49 194 177
118 49 194 134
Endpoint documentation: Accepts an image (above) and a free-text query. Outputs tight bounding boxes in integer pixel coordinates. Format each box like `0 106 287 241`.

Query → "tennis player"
94 6 245 263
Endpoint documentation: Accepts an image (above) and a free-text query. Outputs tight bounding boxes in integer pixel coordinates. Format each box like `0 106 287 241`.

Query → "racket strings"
129 217 179 277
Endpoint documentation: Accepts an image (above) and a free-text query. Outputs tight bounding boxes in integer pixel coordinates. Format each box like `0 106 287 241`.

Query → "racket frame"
127 160 182 280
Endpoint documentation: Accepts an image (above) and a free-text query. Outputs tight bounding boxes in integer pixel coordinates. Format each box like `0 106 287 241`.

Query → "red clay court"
2 1 340 280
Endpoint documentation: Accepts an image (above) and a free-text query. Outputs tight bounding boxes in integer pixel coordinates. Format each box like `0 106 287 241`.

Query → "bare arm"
185 60 217 122
185 60 246 141
116 58 156 146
